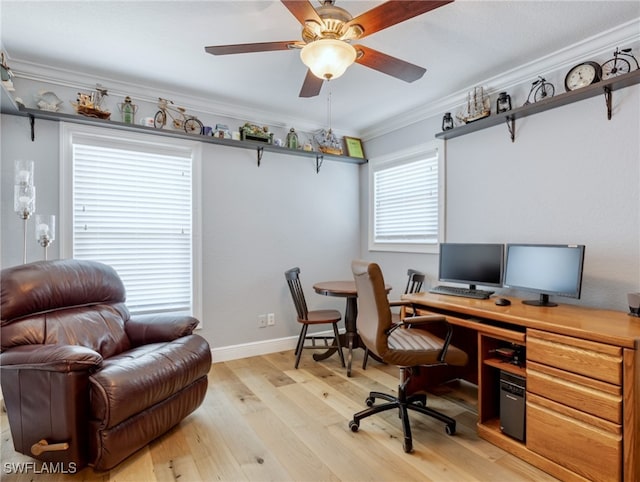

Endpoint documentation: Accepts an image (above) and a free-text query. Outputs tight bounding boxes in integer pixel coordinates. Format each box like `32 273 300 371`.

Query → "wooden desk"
313 281 390 377
402 292 640 482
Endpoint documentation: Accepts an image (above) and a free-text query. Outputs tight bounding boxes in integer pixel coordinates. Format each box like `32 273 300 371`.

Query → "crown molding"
361 18 640 141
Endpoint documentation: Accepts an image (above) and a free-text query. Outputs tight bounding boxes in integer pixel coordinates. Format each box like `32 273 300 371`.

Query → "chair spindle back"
285 267 309 320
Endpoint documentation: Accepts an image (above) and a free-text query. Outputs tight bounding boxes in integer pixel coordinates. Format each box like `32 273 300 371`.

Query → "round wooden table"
313 280 391 377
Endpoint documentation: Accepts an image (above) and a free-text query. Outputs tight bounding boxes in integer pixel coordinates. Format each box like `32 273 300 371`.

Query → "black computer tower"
499 371 526 441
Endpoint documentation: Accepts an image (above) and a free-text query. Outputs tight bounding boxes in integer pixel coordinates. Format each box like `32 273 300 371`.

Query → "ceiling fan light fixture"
300 38 356 80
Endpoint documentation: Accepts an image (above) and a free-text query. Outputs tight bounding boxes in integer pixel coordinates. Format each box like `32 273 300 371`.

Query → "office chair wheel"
365 396 375 407
445 422 456 435
349 420 359 432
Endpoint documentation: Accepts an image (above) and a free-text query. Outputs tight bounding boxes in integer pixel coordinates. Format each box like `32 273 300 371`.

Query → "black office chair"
285 267 346 369
349 260 468 453
363 268 426 369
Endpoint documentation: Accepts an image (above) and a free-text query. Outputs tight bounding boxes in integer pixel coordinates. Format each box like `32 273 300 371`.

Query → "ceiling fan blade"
205 41 300 55
348 1 453 39
281 0 322 26
299 70 324 98
354 45 426 83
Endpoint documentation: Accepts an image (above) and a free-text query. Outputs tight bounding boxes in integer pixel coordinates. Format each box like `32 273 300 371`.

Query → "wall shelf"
435 69 640 142
0 91 367 172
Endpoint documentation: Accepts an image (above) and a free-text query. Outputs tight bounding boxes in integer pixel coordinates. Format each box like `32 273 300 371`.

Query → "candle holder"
14 160 36 264
35 214 55 260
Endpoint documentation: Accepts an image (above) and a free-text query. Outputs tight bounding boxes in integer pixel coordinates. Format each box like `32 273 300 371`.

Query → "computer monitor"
504 244 585 307
438 243 504 290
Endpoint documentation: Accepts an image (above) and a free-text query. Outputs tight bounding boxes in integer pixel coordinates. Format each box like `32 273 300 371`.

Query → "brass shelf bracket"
316 154 324 173
604 86 612 120
506 116 515 142
256 146 264 167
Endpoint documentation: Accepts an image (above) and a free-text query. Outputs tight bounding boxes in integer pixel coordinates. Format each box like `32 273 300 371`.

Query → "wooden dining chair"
363 268 426 369
285 267 346 369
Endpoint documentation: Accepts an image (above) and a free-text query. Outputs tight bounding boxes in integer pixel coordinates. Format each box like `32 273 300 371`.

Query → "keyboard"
429 285 494 300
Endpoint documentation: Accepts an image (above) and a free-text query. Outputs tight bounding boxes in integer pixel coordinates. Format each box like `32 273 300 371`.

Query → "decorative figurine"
442 112 454 131
118 96 138 124
1 51 15 91
35 90 63 112
154 98 203 134
457 86 490 124
314 128 342 155
286 128 299 149
71 84 111 119
496 92 512 114
239 122 273 143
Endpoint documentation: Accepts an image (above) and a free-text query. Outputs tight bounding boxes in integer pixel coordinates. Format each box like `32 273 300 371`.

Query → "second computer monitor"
438 243 504 289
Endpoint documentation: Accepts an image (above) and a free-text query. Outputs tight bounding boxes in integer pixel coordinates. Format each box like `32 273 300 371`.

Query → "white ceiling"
1 1 639 136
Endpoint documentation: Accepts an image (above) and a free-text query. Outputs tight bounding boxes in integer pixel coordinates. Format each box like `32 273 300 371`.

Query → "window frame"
368 140 445 254
60 122 202 320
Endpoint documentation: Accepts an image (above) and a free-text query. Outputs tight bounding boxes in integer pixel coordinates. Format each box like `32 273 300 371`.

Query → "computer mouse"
495 298 511 306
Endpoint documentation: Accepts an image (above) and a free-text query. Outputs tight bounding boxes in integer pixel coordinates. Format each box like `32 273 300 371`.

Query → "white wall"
361 84 640 311
1 114 361 352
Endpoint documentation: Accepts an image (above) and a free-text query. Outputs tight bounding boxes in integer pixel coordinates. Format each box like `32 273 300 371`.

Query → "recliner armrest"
125 314 199 345
0 344 102 372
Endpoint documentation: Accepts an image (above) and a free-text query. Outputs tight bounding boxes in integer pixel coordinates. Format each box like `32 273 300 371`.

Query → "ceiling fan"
205 0 453 98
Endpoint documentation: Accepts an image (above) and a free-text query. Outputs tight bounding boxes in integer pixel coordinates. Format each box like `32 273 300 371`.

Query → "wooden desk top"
403 292 640 349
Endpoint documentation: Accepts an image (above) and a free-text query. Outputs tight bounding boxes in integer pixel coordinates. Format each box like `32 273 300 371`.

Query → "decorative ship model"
71 85 111 119
457 86 490 124
314 128 343 155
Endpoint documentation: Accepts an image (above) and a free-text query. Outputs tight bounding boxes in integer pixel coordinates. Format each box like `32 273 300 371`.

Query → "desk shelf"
484 358 526 377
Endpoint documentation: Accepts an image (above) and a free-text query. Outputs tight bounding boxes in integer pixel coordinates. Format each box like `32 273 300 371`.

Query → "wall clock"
564 61 602 91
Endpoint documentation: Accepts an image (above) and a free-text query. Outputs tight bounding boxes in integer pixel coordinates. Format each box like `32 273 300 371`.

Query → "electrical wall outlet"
267 313 275 326
258 314 267 328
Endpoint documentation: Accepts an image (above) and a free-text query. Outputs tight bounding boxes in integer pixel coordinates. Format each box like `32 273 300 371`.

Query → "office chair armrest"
401 314 446 325
385 314 447 336
402 315 453 363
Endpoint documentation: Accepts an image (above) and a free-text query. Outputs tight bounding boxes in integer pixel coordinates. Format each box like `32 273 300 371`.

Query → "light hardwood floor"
1 350 559 481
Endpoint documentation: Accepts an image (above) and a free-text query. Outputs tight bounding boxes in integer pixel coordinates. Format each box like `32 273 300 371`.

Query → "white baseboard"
211 335 299 363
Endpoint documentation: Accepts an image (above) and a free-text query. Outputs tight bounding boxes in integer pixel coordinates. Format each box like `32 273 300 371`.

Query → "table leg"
343 296 358 377
312 295 358 375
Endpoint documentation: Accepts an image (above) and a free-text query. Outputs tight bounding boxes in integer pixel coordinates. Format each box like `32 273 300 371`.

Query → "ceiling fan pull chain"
327 88 332 130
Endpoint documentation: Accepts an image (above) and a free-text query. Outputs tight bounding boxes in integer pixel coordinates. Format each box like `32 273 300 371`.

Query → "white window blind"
370 144 442 253
67 128 198 316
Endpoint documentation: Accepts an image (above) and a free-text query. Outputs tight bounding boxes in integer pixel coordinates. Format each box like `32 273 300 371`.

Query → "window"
61 124 202 317
369 141 444 253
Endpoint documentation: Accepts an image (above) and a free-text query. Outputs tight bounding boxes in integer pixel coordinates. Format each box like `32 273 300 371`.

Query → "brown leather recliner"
0 259 212 471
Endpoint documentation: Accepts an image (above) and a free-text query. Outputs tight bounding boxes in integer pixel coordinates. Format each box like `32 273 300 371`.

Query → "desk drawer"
527 361 622 423
527 394 622 482
527 329 622 385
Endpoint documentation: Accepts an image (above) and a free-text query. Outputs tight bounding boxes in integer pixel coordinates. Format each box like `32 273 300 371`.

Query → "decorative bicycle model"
523 76 555 106
601 47 639 79
153 98 203 134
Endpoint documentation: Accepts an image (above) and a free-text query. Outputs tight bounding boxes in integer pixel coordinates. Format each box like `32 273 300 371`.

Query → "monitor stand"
522 294 557 307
